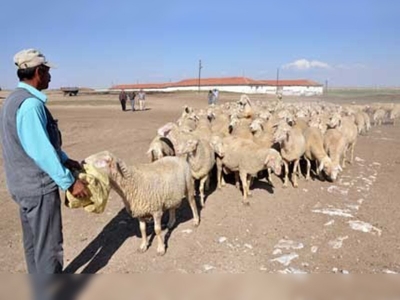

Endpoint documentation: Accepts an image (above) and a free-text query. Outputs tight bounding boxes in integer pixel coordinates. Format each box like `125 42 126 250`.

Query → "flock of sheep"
84 95 400 255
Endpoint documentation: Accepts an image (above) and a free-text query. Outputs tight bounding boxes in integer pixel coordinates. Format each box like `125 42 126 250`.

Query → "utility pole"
198 59 203 93
325 80 328 94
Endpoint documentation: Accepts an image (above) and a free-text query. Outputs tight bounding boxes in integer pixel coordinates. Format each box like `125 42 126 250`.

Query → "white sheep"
83 151 200 256
373 109 386 126
273 121 306 188
175 138 216 207
323 128 346 181
328 115 358 166
147 136 175 162
303 127 334 181
390 105 400 125
210 136 282 204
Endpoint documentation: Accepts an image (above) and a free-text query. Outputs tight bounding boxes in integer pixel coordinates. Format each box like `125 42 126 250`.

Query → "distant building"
111 77 323 96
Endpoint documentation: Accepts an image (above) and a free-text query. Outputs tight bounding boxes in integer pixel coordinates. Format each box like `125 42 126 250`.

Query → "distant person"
119 89 127 111
0 48 89 298
138 89 146 111
213 89 219 104
208 90 215 105
129 91 136 111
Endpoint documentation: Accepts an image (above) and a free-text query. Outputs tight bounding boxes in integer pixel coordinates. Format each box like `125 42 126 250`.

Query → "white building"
111 77 324 96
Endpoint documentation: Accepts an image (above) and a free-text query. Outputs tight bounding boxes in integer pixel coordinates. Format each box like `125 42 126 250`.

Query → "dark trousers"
13 190 64 274
120 100 126 111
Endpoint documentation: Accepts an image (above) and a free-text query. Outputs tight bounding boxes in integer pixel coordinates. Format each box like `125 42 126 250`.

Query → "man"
212 89 219 104
138 89 146 111
129 91 136 111
119 89 127 111
0 49 89 275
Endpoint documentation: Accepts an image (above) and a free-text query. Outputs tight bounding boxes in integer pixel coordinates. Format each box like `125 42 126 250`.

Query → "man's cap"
13 49 56 69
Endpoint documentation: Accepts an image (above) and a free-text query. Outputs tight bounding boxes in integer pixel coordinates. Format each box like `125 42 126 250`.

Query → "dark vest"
0 88 62 197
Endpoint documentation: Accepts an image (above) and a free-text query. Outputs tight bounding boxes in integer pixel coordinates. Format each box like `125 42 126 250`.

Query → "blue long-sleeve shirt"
16 82 75 191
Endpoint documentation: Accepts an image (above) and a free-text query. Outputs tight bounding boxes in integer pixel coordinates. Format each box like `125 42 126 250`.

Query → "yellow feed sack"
65 164 111 213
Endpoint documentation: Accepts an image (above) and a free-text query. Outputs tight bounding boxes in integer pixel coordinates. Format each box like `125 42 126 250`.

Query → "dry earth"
0 91 399 280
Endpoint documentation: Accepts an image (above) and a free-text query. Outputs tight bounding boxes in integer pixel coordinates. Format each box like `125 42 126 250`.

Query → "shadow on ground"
55 198 201 299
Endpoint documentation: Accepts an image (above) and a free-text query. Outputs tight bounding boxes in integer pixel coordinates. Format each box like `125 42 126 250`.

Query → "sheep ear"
93 158 109 169
157 122 173 137
116 159 131 178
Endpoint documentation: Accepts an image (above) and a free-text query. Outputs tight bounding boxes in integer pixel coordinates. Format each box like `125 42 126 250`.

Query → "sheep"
373 109 386 126
157 122 194 150
147 136 175 162
361 112 371 132
323 129 346 181
273 122 306 188
390 105 400 125
328 115 358 166
210 136 282 204
192 113 213 142
229 115 253 139
176 106 197 132
83 151 200 256
249 118 277 186
208 110 230 137
303 127 334 181
175 138 216 207
354 112 368 135
236 94 254 119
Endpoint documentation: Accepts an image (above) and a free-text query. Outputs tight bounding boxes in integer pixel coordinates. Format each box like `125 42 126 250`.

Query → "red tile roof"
111 77 322 89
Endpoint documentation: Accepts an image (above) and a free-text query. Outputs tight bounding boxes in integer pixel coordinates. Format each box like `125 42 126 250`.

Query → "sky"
1 0 399 89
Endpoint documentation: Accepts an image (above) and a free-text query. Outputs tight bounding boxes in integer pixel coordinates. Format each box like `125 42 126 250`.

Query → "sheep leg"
282 160 289 188
153 212 166 256
217 159 225 189
239 171 250 205
138 218 148 253
267 168 274 187
234 172 240 189
205 175 211 191
315 160 325 180
247 176 253 196
349 142 356 164
186 185 200 227
292 159 299 188
342 147 348 168
305 158 311 180
199 176 208 207
167 208 176 229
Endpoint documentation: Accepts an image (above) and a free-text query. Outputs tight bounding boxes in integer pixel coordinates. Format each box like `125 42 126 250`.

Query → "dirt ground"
0 90 399 279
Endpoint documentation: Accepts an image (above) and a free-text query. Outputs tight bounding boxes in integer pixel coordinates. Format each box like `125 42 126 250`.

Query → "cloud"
282 59 332 70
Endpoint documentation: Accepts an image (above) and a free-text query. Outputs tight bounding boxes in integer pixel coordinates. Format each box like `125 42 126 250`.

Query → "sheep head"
327 113 342 129
272 122 291 144
319 156 334 180
238 94 251 107
175 139 199 157
83 151 131 179
209 136 225 157
264 149 282 176
249 118 263 133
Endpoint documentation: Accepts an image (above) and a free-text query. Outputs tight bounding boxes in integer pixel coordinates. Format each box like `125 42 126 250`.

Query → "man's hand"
68 179 89 198
64 159 82 171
